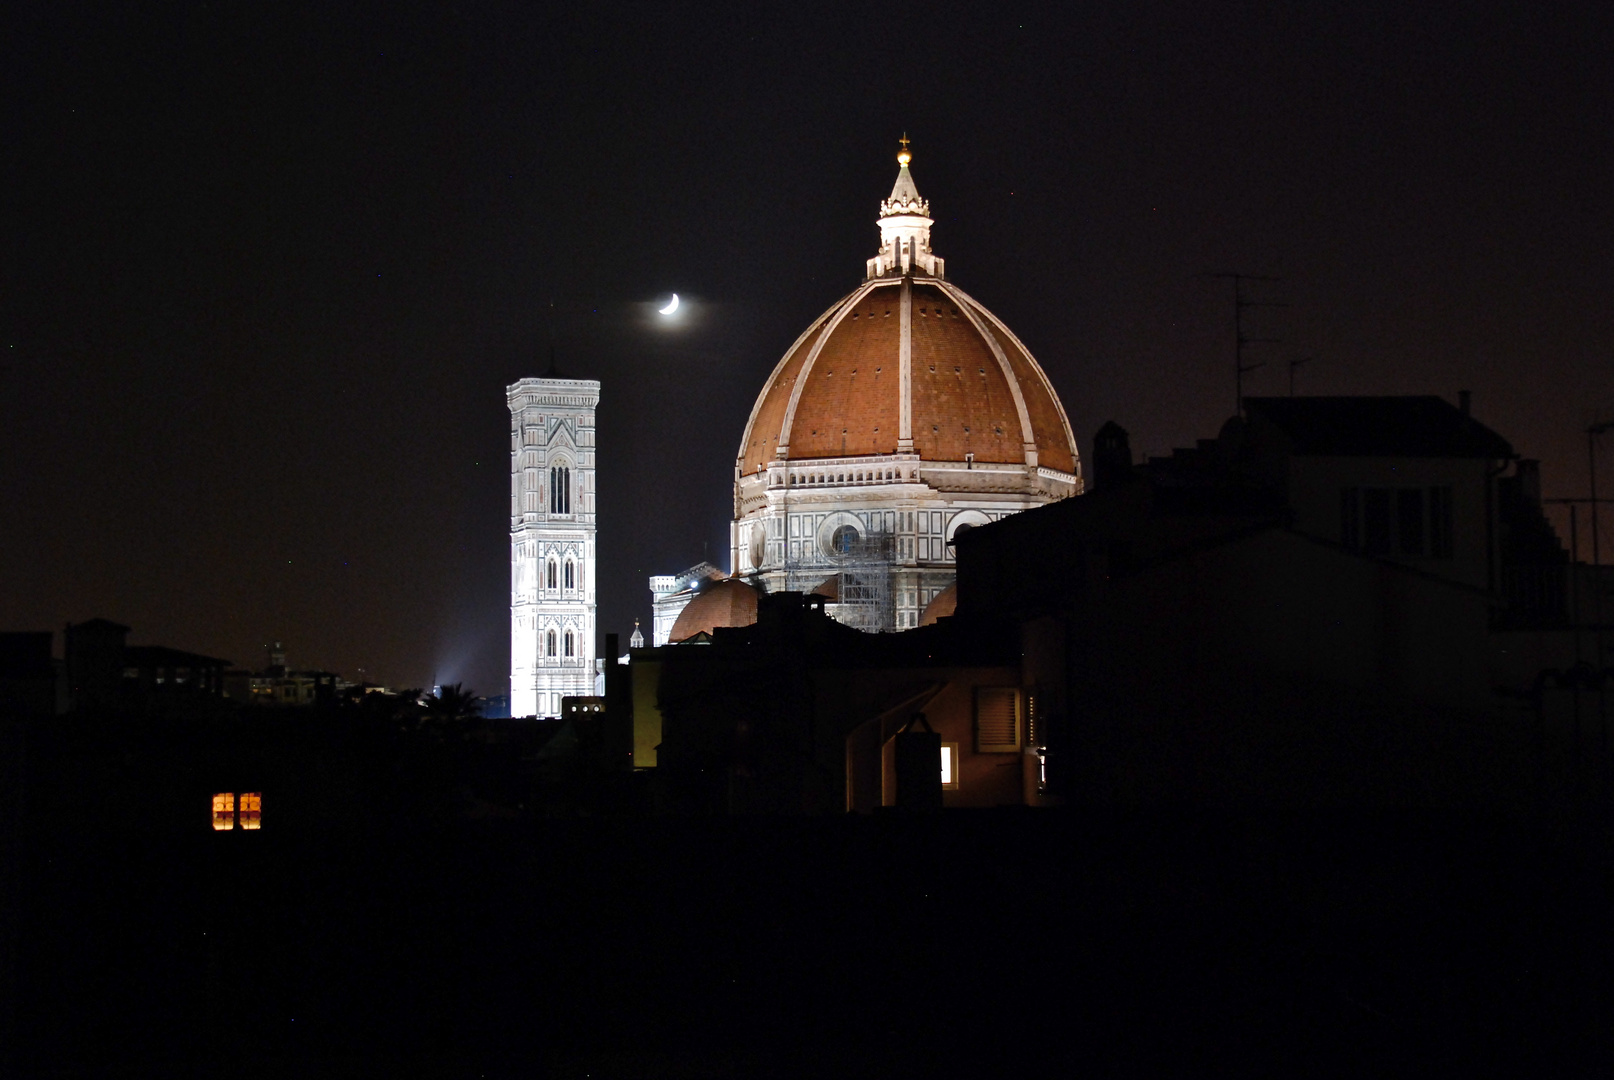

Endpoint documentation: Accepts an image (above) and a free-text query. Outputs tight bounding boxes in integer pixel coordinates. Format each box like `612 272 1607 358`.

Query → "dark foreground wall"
11 809 1614 1078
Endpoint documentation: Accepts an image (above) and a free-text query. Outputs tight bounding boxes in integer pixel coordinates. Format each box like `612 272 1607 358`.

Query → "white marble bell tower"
508 376 599 718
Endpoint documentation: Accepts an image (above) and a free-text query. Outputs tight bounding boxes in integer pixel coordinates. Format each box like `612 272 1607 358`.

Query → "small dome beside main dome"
668 577 760 643
918 581 958 626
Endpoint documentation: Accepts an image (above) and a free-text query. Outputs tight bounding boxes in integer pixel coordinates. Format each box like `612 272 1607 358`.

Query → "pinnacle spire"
881 134 928 219
869 136 943 279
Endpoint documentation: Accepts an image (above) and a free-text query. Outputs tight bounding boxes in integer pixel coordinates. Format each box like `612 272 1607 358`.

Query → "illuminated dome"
668 577 759 642
722 140 1082 634
737 149 1078 479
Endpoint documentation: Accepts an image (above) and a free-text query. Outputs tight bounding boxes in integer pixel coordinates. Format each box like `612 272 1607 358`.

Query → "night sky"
5 2 1612 695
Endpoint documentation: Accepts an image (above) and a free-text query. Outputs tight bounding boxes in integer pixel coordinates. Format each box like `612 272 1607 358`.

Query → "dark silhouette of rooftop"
1243 395 1515 458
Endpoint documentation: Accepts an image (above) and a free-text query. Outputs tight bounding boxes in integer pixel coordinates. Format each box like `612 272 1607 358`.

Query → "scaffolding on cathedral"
828 529 897 634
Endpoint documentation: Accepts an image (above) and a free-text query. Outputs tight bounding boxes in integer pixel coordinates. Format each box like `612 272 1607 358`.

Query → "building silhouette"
609 394 1602 813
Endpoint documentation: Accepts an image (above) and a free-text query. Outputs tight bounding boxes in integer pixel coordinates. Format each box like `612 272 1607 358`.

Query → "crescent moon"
658 293 680 315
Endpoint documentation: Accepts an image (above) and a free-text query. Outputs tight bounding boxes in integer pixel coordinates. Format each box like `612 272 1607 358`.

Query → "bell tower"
508 376 600 718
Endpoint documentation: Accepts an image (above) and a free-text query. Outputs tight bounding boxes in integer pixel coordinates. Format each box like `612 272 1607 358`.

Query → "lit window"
975 687 1022 753
940 743 960 790
239 793 261 830
212 793 235 831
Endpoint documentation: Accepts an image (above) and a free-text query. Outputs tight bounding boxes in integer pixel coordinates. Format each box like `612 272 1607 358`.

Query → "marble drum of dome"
730 142 1082 632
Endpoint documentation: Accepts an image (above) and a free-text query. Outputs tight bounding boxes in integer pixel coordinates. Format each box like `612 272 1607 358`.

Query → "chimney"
1515 460 1541 506
1458 390 1471 417
1091 421 1133 492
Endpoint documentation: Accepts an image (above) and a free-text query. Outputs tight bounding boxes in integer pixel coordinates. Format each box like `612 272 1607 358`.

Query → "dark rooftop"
1244 396 1515 459
122 645 232 668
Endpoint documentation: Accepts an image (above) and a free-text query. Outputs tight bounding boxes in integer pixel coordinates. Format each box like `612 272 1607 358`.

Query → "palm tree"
423 682 481 726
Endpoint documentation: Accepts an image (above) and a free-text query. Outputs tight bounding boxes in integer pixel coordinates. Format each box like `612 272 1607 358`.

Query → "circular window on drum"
946 510 993 549
816 511 866 560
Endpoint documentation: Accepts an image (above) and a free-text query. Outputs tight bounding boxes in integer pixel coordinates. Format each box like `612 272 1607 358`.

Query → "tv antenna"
1208 273 1285 415
1288 355 1313 396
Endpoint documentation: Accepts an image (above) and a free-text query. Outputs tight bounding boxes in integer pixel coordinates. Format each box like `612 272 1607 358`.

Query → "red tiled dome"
918 582 957 626
737 279 1077 477
668 578 760 642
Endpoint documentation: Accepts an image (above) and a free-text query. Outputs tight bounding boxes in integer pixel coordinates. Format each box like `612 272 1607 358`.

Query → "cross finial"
897 132 911 166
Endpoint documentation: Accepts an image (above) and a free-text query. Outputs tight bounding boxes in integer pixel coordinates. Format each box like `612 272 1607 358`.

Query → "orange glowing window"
239 792 262 830
211 792 235 831
940 743 960 790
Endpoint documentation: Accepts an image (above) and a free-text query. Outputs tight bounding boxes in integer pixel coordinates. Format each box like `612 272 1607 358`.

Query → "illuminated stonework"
509 377 600 718
728 145 1081 630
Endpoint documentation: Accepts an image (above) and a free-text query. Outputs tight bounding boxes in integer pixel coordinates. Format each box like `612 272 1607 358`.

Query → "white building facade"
508 376 599 718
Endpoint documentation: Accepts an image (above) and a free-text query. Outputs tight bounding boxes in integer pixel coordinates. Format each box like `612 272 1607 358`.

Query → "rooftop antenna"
1288 355 1313 396
1208 273 1285 415
544 299 559 377
1591 420 1613 571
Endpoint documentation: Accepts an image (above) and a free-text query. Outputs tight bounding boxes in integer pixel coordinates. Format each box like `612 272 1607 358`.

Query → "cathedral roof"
668 578 760 643
736 145 1078 479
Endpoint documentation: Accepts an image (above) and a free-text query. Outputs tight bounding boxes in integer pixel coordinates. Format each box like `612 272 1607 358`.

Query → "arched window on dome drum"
546 630 557 657
564 559 575 590
547 559 558 589
550 466 571 515
564 631 574 657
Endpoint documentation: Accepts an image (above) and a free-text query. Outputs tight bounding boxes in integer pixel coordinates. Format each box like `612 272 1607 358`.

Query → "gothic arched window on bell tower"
564 559 575 590
564 630 574 657
547 559 558 589
550 465 571 515
546 630 557 657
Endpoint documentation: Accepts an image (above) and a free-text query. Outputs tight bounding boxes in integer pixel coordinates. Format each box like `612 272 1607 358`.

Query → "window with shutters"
1429 486 1454 558
1397 489 1426 555
1340 488 1361 549
974 687 1022 753
1362 489 1393 555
